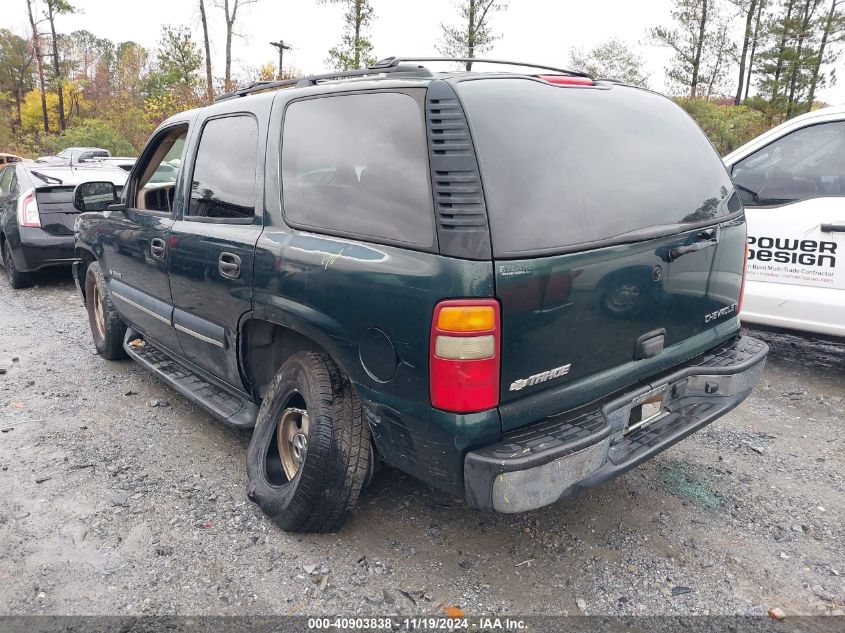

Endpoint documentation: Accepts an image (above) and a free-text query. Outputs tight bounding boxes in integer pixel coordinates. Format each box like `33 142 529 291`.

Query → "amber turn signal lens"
436 305 495 332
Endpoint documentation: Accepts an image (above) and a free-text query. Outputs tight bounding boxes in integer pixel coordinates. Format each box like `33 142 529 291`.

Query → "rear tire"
2 238 33 289
246 351 372 533
85 262 127 360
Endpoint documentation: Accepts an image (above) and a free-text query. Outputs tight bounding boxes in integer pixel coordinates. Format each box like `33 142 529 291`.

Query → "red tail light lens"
537 74 595 86
17 189 41 228
738 242 749 314
430 299 500 413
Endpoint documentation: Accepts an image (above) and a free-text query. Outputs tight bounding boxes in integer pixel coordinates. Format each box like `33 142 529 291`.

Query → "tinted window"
188 115 258 219
458 79 735 255
732 121 845 207
282 92 434 247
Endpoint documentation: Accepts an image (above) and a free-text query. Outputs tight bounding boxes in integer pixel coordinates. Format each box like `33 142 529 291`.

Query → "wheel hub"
277 407 309 480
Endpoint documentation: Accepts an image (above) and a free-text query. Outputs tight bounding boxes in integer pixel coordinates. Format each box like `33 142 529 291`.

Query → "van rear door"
457 78 747 431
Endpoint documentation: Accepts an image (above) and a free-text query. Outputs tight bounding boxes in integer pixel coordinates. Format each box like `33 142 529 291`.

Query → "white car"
724 105 845 338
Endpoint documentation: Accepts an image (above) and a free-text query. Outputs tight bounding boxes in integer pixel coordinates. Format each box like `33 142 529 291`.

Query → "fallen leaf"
443 606 464 619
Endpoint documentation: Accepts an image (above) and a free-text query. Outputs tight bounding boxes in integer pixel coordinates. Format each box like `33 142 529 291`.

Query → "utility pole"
270 40 292 79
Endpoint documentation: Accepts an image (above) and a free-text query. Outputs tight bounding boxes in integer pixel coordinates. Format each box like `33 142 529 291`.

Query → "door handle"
219 252 241 279
820 223 845 233
662 227 720 263
150 238 166 260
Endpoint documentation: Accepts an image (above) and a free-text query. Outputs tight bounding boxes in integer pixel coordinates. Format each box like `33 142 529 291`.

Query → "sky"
3 0 844 105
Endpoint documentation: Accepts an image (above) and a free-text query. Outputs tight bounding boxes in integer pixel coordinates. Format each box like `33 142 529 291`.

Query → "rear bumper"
464 335 768 512
14 227 76 272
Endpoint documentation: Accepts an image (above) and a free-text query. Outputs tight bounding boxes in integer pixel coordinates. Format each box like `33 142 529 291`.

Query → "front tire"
246 351 372 533
85 262 127 360
2 239 33 289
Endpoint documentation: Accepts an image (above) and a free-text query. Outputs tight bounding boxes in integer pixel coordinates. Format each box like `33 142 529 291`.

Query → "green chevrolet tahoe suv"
72 57 768 532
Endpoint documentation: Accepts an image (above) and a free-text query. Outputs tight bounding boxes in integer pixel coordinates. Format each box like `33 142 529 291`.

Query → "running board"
123 329 258 429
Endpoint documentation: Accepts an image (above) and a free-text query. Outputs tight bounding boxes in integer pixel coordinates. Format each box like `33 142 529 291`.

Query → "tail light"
738 242 749 313
430 299 500 413
17 189 41 228
537 74 595 86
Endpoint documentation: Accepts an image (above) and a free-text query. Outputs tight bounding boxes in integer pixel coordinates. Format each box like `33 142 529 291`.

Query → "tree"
112 41 149 99
156 25 202 89
21 85 58 132
732 0 761 103
61 30 109 82
704 18 738 97
323 0 377 70
675 97 770 153
438 0 508 70
760 0 799 107
199 0 213 102
569 38 650 87
806 0 844 108
0 30 35 131
650 0 713 97
52 118 134 155
744 0 767 100
26 0 49 133
651 0 739 98
785 0 823 116
215 0 259 91
44 0 75 131
754 0 837 119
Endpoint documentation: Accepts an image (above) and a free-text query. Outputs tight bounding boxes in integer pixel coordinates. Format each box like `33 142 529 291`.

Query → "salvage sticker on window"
747 234 842 290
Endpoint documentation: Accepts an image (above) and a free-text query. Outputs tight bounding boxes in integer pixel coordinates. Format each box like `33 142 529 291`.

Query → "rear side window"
0 167 12 194
282 92 434 247
458 79 736 256
188 115 258 219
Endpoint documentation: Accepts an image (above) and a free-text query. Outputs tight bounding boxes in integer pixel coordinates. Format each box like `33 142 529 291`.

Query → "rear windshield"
458 79 735 256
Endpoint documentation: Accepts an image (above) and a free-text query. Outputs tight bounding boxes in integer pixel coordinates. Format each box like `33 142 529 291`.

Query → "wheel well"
242 320 325 400
75 250 96 298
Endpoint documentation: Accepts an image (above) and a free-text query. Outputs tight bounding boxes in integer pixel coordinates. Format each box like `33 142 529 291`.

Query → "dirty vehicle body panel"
74 62 767 515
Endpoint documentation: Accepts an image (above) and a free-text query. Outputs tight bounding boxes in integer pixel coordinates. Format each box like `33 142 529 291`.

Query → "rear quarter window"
458 79 735 256
281 91 434 248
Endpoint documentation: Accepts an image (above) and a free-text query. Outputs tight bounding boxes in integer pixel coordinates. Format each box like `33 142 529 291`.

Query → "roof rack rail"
214 56 594 102
371 56 594 79
214 62 432 102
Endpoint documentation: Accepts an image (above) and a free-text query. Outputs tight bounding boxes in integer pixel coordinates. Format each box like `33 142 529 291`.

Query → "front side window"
732 121 845 207
282 92 434 247
187 115 258 220
134 126 188 213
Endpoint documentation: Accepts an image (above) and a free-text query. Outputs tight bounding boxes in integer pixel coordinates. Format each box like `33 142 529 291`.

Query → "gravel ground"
0 270 843 618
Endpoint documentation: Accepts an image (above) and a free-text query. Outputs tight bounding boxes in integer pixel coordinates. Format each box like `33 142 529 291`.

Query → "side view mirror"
73 181 120 212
